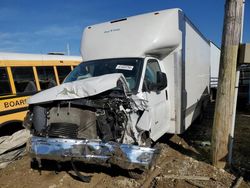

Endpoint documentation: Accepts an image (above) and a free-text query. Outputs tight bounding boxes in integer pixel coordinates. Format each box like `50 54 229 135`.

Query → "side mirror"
156 71 167 90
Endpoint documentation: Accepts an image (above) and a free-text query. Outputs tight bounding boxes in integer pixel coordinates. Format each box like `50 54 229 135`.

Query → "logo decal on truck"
104 28 120 34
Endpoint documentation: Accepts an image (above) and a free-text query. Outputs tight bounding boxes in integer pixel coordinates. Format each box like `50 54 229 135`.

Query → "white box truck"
24 8 214 175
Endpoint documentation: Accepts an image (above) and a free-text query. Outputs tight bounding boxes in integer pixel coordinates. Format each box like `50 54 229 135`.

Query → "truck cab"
63 57 169 141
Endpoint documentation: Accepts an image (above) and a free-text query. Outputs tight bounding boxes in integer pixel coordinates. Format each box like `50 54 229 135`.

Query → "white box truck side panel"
210 42 220 88
183 18 210 131
159 50 182 134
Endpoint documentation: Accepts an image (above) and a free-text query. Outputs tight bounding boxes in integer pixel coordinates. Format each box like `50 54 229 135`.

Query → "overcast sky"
0 0 249 55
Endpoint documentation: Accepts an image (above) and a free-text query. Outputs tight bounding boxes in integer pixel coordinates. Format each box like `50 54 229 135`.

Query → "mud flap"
71 159 92 183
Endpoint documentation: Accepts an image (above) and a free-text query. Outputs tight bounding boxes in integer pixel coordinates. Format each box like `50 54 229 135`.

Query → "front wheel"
128 169 145 179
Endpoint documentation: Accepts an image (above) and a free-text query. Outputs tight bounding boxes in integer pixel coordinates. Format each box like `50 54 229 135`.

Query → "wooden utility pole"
211 0 243 168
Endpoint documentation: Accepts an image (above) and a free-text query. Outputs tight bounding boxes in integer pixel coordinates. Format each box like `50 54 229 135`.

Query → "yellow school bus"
0 52 82 135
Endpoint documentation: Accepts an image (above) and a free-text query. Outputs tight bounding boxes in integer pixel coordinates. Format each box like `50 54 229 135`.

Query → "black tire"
33 105 47 133
30 158 39 169
197 111 204 123
196 103 205 123
128 169 145 179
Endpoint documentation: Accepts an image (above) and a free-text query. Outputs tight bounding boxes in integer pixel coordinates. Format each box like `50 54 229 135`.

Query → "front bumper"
28 136 158 170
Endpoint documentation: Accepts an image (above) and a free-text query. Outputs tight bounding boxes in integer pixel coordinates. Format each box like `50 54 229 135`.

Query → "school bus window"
57 66 72 83
11 67 37 94
0 67 12 96
36 66 57 90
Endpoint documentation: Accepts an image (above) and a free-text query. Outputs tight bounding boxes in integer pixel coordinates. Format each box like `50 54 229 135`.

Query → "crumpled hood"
28 73 130 105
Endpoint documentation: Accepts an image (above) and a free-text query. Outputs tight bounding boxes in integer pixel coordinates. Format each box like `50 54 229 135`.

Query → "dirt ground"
0 102 249 188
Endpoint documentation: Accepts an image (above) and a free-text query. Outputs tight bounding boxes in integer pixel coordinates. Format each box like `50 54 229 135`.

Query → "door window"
144 59 161 90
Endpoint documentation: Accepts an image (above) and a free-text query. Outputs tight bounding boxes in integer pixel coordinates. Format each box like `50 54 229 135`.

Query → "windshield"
64 58 143 92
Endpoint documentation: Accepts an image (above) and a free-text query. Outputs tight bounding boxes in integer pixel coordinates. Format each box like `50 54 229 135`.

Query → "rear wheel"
196 101 206 123
197 110 204 123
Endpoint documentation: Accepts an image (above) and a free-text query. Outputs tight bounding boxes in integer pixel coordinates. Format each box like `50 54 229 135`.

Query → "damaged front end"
24 73 158 172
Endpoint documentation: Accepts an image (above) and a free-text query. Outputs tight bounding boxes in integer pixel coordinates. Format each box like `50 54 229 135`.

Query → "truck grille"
48 123 78 139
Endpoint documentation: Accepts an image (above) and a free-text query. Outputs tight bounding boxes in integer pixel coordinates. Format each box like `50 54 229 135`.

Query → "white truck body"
81 8 210 136
26 9 213 172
